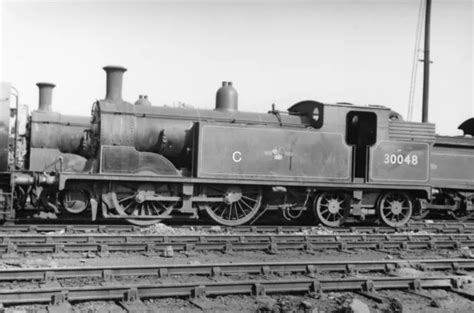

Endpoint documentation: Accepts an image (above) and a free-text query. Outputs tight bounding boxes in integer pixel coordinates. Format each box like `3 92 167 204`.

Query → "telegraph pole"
421 0 431 123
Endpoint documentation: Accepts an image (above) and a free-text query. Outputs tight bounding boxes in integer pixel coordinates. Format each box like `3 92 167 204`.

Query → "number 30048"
383 154 418 165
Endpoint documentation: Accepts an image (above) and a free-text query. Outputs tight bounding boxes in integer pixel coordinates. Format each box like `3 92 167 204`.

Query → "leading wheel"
199 185 262 226
110 183 176 226
313 191 349 227
377 191 412 227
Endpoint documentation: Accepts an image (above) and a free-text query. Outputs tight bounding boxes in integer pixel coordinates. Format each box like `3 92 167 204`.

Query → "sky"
0 0 472 135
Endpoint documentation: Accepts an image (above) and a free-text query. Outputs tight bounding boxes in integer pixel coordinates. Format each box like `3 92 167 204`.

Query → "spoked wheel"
377 191 412 227
449 195 474 221
313 191 350 227
109 183 176 226
199 185 262 226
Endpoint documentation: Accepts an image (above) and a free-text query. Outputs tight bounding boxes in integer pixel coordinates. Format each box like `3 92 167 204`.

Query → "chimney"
103 65 127 102
36 82 55 112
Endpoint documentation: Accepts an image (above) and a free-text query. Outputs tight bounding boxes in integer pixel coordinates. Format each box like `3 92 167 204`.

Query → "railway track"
0 275 473 307
1 233 474 255
0 258 473 307
1 220 474 234
0 258 472 283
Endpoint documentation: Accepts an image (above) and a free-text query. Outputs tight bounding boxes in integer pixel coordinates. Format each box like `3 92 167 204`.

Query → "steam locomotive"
0 65 473 227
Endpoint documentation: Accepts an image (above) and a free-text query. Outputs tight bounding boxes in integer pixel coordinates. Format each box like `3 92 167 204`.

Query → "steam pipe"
36 82 55 112
103 65 127 102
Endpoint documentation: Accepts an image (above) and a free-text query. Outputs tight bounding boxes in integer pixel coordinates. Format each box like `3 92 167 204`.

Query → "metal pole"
422 0 431 123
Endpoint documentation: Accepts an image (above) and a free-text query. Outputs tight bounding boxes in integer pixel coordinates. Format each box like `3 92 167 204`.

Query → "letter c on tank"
232 151 242 163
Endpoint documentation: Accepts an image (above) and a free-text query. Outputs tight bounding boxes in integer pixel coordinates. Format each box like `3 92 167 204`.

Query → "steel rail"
0 275 472 305
0 221 473 234
1 233 474 244
0 258 472 282
0 233 473 255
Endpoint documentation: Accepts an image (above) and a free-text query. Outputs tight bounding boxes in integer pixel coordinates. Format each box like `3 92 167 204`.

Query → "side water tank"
215 81 238 111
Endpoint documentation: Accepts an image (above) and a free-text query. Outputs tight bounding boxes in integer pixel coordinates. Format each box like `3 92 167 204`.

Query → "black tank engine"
0 65 473 227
